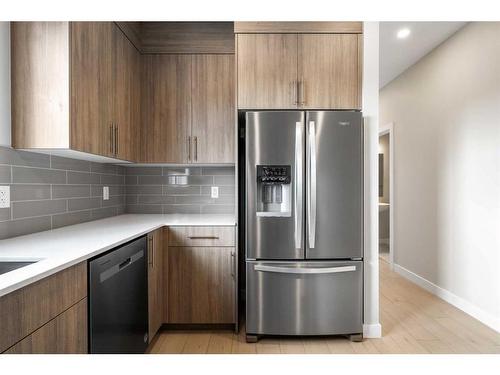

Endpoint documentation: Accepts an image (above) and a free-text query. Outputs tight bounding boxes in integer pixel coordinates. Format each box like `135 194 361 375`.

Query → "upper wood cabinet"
140 54 192 164
141 54 235 164
114 25 141 161
70 22 114 158
11 22 140 161
191 55 235 164
298 34 361 109
237 34 298 109
236 33 362 110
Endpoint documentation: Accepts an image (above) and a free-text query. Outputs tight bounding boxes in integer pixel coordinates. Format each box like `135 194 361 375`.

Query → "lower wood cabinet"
147 228 164 342
0 262 87 353
166 245 236 324
4 298 88 354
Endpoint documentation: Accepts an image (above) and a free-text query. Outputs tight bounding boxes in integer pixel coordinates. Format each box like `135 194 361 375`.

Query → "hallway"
148 259 500 354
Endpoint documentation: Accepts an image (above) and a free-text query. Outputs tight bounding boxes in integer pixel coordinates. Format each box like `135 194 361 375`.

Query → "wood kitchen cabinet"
165 226 236 325
11 22 140 161
147 228 164 342
236 32 362 110
0 262 87 354
140 54 235 164
4 299 88 354
140 55 192 163
236 34 298 110
191 54 235 164
298 34 361 109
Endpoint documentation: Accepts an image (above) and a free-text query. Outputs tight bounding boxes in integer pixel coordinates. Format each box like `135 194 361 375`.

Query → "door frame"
378 122 394 269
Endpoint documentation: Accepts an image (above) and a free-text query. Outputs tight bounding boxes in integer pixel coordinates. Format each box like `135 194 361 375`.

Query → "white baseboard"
363 323 382 338
393 263 500 333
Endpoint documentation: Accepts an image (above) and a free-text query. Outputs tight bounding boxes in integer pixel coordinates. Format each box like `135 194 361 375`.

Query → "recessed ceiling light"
397 28 411 39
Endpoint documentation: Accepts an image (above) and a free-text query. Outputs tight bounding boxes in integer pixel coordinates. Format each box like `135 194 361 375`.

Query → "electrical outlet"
0 186 10 208
211 186 219 199
103 186 109 201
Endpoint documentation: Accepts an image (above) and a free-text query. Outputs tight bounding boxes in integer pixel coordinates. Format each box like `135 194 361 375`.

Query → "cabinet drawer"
0 262 87 353
168 226 235 247
4 298 88 354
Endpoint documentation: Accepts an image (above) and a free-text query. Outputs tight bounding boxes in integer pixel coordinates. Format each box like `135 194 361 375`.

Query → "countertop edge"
0 214 236 298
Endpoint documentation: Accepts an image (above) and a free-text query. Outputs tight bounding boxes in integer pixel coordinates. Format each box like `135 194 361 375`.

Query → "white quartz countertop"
0 214 235 297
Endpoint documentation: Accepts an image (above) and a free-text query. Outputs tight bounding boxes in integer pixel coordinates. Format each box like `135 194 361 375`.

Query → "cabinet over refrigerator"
240 111 364 342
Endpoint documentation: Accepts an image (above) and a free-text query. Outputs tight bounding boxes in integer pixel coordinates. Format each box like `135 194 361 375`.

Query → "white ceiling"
379 22 467 88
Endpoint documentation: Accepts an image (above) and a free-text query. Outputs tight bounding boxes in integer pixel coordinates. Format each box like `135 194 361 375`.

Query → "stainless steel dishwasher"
89 236 148 354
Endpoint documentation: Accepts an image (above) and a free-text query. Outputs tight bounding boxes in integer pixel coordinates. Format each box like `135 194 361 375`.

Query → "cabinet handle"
109 124 113 154
299 81 305 106
187 136 191 162
114 124 118 157
187 236 219 240
148 236 153 268
291 80 298 106
194 136 198 162
231 251 235 278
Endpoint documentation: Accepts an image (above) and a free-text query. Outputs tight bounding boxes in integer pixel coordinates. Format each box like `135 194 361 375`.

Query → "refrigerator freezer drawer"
246 260 363 336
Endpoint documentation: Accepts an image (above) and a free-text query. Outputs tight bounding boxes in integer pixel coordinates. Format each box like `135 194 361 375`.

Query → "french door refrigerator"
243 111 363 342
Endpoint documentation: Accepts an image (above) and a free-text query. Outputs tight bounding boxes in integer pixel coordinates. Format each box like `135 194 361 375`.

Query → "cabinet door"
141 55 192 163
70 22 114 157
147 228 164 343
298 34 361 109
192 55 235 163
4 299 88 354
167 247 235 324
237 34 298 109
114 25 139 161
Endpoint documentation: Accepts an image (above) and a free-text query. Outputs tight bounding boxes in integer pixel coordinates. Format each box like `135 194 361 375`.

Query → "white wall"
380 22 500 332
0 22 10 147
362 21 381 338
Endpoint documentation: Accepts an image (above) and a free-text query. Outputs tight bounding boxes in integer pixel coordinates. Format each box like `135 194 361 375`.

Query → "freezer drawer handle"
254 264 356 274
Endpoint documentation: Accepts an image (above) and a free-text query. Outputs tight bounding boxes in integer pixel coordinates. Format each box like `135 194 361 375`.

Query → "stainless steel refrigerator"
242 110 363 342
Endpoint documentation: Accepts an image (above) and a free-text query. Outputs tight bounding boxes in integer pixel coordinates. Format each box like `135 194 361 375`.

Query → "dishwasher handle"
99 249 144 283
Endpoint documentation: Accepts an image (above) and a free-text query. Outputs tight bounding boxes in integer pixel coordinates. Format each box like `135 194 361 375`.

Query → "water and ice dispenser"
256 165 291 217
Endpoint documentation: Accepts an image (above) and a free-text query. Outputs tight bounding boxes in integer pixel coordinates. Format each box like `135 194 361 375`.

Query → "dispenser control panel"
257 166 291 184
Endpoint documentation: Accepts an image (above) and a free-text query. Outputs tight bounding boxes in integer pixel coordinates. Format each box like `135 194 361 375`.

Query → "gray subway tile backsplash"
12 199 67 219
124 165 235 215
67 171 101 185
0 216 52 239
0 165 11 183
10 184 51 201
0 147 50 168
52 184 91 199
0 146 126 240
0 146 235 240
12 166 67 184
51 155 90 172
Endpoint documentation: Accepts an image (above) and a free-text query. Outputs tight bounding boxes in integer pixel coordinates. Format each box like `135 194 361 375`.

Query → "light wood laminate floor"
148 259 500 354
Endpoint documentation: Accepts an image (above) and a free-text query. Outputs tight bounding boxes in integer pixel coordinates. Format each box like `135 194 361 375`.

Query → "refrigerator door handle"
254 264 356 274
295 121 303 249
307 120 317 249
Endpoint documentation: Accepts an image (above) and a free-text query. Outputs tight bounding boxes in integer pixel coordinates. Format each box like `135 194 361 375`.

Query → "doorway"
378 123 393 267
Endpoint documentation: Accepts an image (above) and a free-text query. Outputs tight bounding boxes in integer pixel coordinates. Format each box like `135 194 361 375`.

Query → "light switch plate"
211 186 219 199
103 186 109 201
0 186 10 208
